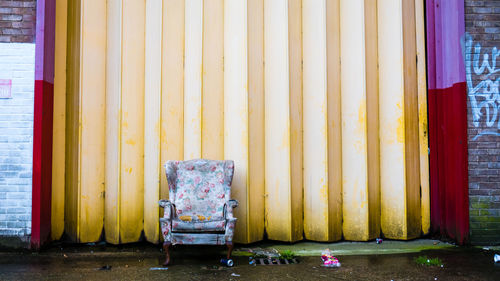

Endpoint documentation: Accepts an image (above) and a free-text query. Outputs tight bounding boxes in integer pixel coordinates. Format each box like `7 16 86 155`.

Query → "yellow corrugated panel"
143 0 163 244
184 0 203 160
264 0 293 242
339 0 374 241
288 0 304 242
161 0 185 202
51 0 67 241
401 0 422 240
378 0 421 240
365 0 382 240
378 0 407 239
64 0 81 242
224 0 250 243
247 0 266 243
415 0 431 235
119 0 145 244
79 0 106 243
65 0 106 243
303 0 330 241
55 0 431 244
326 0 342 242
105 0 147 244
104 0 122 245
202 0 224 160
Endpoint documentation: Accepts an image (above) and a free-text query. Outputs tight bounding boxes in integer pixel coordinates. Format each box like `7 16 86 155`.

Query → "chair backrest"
165 159 234 220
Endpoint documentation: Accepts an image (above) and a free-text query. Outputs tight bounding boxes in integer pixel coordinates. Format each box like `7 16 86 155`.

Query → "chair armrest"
228 199 238 208
159 199 174 243
159 199 173 208
224 200 238 243
225 199 238 220
164 161 178 193
159 199 174 220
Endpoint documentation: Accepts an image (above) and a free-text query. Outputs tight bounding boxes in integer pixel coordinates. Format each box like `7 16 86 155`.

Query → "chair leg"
226 242 234 260
163 242 171 266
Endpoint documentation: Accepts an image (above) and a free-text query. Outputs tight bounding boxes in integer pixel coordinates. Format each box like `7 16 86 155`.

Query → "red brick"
0 0 35 43
466 0 500 245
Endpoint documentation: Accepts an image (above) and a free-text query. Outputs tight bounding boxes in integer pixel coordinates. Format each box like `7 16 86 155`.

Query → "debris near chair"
242 247 299 265
245 247 280 258
201 265 227 271
220 258 234 267
249 256 299 266
149 267 169 271
494 254 499 263
98 265 112 270
321 249 341 268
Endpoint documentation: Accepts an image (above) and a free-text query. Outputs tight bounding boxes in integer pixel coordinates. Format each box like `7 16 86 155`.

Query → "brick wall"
0 0 36 43
0 43 35 242
464 0 500 245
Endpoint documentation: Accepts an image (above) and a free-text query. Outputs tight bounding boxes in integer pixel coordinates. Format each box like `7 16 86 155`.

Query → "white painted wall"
0 43 35 238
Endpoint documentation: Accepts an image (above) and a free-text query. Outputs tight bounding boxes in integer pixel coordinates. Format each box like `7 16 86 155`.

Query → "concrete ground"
0 239 499 280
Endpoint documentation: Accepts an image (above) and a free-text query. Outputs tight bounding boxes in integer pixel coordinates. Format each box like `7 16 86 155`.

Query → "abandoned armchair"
159 159 238 266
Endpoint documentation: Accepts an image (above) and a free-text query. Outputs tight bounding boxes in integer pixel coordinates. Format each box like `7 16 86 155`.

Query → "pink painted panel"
35 0 55 83
427 0 466 91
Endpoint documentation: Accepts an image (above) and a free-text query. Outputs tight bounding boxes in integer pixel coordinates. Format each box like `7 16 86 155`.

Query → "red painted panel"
426 0 469 245
32 0 55 250
31 80 54 249
444 82 469 244
428 83 440 234
428 83 469 245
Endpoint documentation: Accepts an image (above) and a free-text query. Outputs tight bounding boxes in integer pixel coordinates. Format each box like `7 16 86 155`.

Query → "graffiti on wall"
462 33 500 140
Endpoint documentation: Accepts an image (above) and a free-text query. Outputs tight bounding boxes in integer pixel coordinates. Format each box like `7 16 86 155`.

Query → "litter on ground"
321 249 341 268
149 267 169 271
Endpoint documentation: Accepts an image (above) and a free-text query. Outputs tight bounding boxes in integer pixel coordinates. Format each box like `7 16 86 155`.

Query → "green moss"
479 210 491 215
469 197 480 203
232 251 256 257
471 216 500 222
414 256 443 267
279 250 296 260
470 202 492 209
469 210 480 216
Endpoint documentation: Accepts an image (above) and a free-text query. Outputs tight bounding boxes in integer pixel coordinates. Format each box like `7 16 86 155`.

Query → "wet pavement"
0 242 499 280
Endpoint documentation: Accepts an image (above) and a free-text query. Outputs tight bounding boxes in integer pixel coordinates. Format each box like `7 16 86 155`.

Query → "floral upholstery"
172 219 226 232
159 159 238 245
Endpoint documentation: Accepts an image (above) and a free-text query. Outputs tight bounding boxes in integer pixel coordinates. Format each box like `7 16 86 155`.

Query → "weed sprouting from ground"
414 255 444 267
279 250 296 260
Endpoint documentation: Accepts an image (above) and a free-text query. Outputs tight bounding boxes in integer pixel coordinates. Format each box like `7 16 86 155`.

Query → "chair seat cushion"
172 218 226 232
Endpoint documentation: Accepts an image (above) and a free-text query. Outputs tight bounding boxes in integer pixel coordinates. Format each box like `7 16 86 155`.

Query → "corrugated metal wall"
51 0 430 244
